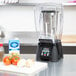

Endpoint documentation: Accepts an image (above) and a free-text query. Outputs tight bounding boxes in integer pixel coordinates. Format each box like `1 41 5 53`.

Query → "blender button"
44 52 46 54
41 53 43 56
44 54 46 56
47 53 49 56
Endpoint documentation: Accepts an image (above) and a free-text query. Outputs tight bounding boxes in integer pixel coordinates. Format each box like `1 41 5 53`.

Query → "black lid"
42 10 56 13
39 39 53 43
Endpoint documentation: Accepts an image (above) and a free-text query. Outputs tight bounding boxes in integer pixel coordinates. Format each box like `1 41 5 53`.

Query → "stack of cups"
0 0 19 4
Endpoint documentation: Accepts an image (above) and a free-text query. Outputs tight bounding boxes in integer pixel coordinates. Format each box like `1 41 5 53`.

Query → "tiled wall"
0 0 76 35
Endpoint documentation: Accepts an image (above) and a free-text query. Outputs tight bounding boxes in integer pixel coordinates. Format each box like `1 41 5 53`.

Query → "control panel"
41 48 50 57
37 39 53 61
36 39 63 62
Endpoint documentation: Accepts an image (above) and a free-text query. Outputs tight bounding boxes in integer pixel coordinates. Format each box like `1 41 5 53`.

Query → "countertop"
0 54 76 76
62 35 76 43
1 32 76 46
0 32 38 46
61 35 76 46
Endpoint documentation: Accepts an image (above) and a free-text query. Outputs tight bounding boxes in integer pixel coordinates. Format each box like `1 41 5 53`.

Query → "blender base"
36 39 63 62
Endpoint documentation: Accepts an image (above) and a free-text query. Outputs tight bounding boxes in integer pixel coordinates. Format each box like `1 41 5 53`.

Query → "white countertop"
1 32 76 46
0 54 76 76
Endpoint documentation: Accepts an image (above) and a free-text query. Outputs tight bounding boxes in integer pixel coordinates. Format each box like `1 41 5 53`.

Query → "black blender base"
36 39 63 62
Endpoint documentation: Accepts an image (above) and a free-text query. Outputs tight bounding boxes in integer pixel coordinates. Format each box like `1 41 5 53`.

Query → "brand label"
9 40 20 52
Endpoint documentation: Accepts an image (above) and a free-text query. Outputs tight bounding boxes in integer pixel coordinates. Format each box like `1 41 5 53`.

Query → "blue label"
10 42 18 48
9 40 20 51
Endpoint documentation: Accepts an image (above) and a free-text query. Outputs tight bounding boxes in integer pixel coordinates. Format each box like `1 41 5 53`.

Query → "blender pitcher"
35 3 63 62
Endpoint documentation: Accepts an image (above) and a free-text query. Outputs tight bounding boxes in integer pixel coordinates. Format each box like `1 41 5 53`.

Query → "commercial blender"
34 3 63 62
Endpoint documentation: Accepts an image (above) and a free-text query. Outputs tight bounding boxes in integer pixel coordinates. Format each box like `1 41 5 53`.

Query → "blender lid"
42 10 56 13
35 2 63 12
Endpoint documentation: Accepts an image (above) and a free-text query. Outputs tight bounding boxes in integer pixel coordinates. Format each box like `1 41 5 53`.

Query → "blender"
34 3 63 62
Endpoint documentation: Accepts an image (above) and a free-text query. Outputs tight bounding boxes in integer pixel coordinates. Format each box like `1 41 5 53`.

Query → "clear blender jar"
35 3 63 62
35 3 63 42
